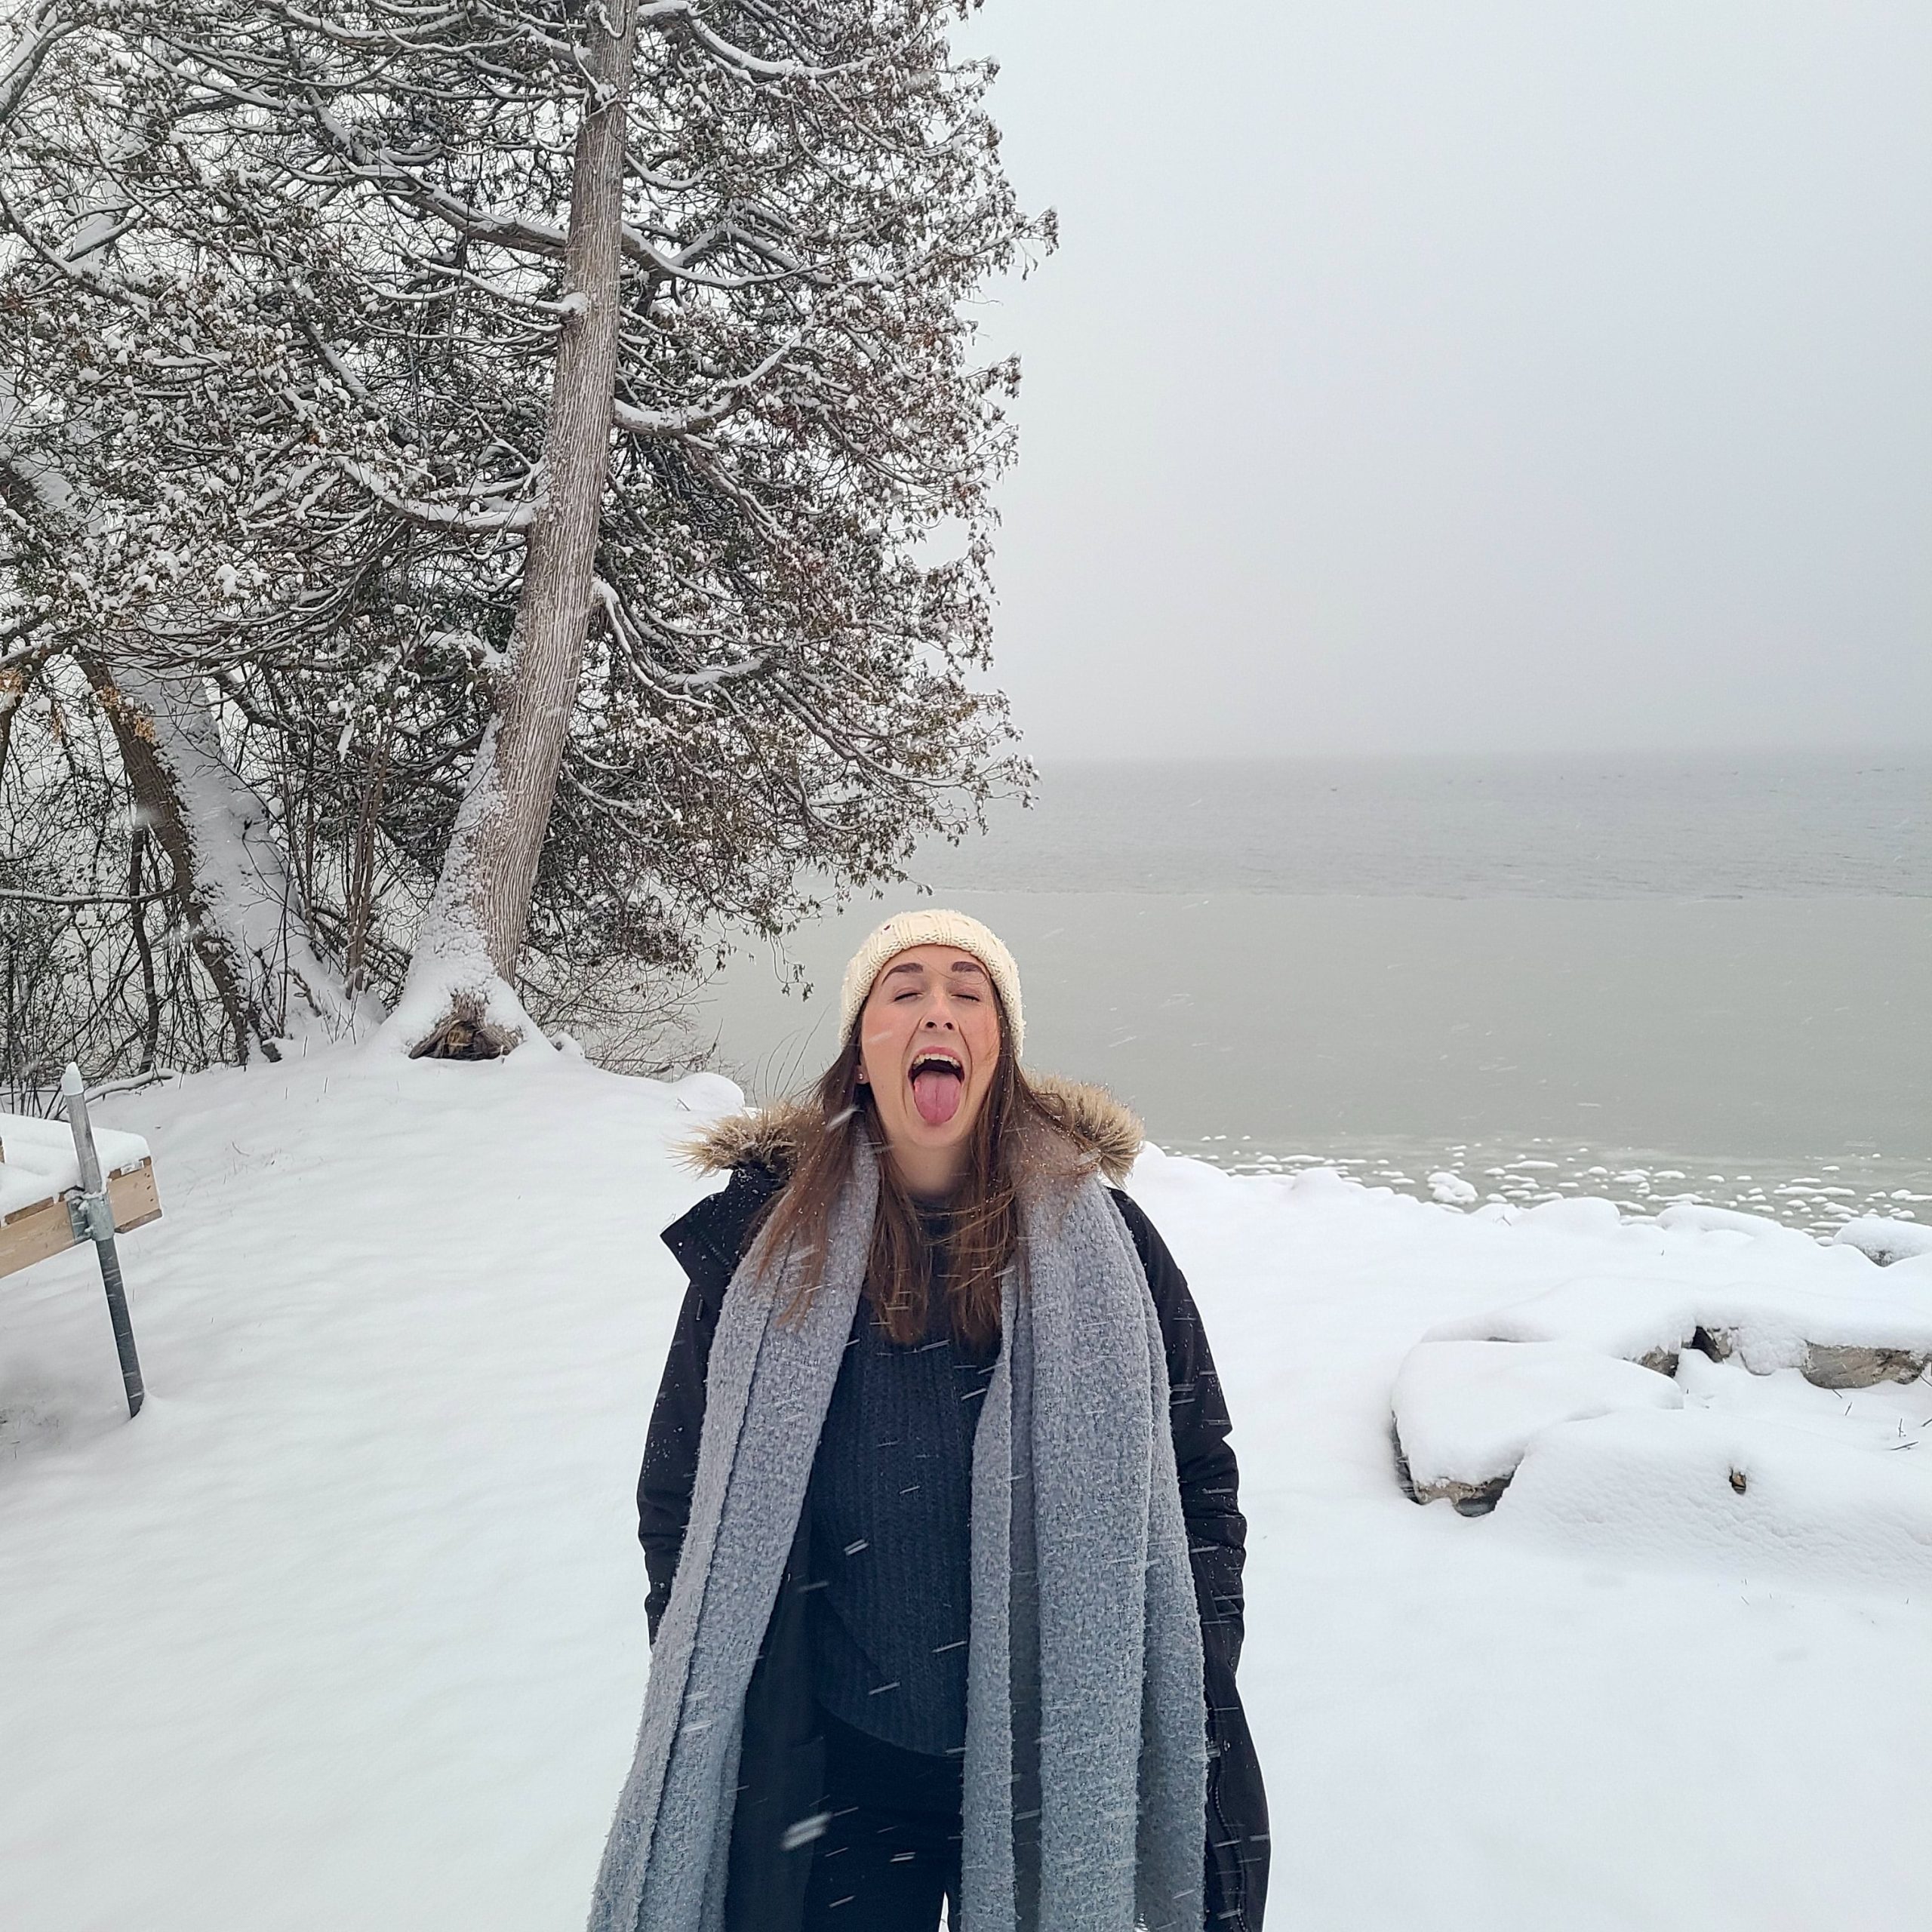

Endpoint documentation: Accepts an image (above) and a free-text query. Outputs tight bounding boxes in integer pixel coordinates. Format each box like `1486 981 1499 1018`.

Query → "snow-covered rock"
1429 1272 1932 1387
1518 1195 1623 1237
1426 1275 1698 1373
1831 1215 1932 1266
1392 1338 1683 1511
1688 1283 1932 1388
1654 1200 1815 1247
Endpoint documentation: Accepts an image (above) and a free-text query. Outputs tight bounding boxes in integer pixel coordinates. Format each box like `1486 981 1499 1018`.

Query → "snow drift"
0 1054 1927 1931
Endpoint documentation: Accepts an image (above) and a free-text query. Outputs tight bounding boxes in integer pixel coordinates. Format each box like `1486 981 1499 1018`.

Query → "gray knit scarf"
589 1134 1205 1932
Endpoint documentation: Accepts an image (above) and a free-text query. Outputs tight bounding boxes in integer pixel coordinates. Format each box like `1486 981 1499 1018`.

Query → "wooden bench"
2 1069 162 1415
0 1124 162 1277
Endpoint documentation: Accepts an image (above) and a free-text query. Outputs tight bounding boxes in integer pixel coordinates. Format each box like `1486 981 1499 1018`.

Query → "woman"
591 911 1268 1932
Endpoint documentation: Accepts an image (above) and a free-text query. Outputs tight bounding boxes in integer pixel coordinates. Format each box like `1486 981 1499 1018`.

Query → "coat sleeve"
638 1164 774 1642
1111 1189 1247 1669
637 1266 724 1643
1112 1187 1272 1930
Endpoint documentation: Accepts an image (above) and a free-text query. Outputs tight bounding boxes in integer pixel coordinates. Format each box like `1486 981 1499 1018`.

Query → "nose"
920 1001 955 1032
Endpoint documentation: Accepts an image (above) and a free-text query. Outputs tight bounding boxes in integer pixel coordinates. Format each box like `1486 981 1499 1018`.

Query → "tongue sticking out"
912 1066 964 1126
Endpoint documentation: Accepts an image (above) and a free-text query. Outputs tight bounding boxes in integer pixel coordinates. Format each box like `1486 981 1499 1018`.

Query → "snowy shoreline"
1184 1133 1932 1240
2 1048 1927 1929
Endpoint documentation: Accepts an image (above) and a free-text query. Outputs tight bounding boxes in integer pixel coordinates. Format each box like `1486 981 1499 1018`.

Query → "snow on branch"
589 577 769 696
611 338 803 438
330 459 540 535
0 885 171 907
300 100 819 293
0 0 75 127
635 0 857 82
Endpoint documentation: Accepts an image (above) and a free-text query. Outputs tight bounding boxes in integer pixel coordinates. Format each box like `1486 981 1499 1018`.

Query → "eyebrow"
883 958 988 980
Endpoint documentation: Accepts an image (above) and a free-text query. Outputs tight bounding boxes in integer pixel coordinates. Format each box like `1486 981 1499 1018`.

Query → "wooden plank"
0 1157 163 1282
0 1195 85 1278
108 1161 163 1236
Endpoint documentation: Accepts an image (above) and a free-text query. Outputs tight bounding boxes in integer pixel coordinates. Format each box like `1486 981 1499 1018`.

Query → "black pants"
800 1708 963 1931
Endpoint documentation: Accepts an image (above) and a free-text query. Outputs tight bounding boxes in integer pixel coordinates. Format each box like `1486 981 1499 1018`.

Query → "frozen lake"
697 753 1930 1230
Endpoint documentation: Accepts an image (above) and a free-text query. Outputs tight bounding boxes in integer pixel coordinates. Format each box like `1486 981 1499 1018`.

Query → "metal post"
60 1063 145 1419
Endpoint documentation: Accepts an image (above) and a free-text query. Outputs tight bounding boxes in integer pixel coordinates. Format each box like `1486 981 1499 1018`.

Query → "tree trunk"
83 653 363 1063
0 653 32 792
342 724 389 996
391 0 640 1060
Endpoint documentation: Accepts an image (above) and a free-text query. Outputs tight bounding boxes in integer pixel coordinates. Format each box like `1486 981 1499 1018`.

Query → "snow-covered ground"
2 1049 1927 1930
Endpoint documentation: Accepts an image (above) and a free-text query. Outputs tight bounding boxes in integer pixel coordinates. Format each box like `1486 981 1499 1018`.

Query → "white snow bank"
1499 1407 1932 1594
1392 1339 1681 1506
1832 1215 1932 1266
0 1049 740 1930
0 1115 152 1217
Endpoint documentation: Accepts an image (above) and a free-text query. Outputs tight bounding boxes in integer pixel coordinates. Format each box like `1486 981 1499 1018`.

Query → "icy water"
700 752 1931 1234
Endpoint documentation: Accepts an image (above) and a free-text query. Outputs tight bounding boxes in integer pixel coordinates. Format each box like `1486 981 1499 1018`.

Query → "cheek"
860 1014 903 1082
970 1014 1002 1069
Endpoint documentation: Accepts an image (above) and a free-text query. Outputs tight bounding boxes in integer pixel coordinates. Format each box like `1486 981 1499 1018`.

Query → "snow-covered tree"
0 0 1045 1067
1 365 366 1069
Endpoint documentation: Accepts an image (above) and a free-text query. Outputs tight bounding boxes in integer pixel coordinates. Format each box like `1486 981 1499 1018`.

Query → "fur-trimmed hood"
680 1072 1143 1186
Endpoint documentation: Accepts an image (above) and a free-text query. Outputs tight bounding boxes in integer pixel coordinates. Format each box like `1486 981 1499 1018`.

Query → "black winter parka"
638 1094 1270 1932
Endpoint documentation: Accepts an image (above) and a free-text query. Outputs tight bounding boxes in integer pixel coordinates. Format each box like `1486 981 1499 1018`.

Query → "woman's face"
856 944 1003 1187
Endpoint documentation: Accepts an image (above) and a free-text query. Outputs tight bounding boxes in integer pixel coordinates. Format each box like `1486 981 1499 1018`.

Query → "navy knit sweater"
805 1211 997 1758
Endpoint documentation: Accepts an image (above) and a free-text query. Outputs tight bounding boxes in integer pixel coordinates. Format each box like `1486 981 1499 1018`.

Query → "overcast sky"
952 1 1932 760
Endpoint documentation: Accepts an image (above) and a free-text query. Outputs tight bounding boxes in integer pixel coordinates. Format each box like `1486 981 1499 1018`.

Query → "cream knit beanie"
837 909 1024 1059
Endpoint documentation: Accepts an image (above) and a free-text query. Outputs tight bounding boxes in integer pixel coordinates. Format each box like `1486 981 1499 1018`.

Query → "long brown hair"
750 986 1088 1349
